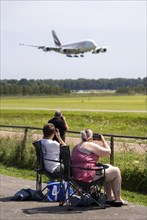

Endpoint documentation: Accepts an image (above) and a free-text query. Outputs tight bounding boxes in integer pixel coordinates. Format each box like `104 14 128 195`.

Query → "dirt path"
0 130 146 154
1 107 146 113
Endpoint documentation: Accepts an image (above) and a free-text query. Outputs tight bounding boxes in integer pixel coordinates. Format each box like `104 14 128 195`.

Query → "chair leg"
36 172 42 191
96 193 107 209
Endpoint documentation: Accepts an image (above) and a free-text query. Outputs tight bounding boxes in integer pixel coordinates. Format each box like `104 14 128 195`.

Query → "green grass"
0 109 146 136
1 95 146 136
1 95 146 111
0 163 36 180
0 163 146 206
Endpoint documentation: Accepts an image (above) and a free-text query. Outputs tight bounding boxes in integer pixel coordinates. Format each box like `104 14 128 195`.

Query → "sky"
1 0 146 80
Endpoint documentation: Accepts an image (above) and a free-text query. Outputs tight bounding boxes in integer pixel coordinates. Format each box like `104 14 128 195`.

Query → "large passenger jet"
20 30 107 57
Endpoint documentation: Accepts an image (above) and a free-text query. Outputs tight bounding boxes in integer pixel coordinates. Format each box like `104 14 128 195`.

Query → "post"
21 127 28 160
110 136 114 165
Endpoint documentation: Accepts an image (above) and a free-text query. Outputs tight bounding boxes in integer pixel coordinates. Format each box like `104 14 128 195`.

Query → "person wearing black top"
48 111 69 142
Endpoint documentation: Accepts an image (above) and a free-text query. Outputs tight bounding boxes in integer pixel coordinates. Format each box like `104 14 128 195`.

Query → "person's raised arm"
85 135 111 157
62 115 69 130
100 135 111 152
55 128 66 145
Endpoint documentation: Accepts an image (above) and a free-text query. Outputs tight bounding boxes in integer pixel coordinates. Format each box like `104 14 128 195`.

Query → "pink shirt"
71 144 99 182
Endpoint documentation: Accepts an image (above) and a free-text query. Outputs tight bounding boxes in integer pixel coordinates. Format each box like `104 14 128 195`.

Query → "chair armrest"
96 163 109 169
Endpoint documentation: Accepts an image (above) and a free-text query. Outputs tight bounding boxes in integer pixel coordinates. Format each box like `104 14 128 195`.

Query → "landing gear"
66 54 84 58
66 54 73 58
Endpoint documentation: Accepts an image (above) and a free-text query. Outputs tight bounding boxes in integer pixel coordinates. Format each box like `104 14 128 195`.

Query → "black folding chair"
60 145 108 210
33 140 62 192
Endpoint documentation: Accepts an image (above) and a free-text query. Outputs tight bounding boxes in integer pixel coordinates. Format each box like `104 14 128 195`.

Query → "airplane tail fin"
52 30 61 47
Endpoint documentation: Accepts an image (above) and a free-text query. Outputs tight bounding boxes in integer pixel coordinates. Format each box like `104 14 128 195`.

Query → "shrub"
121 167 147 194
0 137 36 169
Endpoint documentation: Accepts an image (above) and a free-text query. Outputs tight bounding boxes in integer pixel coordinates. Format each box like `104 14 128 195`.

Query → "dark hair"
54 111 62 117
43 123 55 138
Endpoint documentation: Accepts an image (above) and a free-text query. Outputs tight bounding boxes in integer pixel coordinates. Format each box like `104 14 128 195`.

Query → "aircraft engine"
42 47 50 52
100 48 107 53
60 48 67 53
92 47 107 53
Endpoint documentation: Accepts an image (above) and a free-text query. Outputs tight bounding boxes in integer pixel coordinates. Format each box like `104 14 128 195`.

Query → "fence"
0 124 146 165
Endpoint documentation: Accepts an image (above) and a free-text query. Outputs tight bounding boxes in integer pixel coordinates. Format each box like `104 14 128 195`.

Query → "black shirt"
48 117 67 142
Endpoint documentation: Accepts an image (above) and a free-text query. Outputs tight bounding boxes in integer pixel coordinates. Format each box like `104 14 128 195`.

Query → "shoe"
106 200 128 207
106 200 116 206
119 200 128 206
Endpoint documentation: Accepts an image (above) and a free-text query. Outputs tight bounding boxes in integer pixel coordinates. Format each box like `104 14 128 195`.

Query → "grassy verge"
0 109 146 136
0 163 146 206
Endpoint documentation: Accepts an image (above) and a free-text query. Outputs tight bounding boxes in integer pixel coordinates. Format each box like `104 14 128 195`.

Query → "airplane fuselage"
60 40 97 54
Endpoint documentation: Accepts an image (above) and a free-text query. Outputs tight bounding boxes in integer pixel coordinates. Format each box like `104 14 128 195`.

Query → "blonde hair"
81 129 93 141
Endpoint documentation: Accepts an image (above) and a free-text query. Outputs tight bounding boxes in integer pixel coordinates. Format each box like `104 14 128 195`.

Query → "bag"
11 188 46 201
11 189 30 201
47 181 73 202
69 193 106 207
69 194 94 206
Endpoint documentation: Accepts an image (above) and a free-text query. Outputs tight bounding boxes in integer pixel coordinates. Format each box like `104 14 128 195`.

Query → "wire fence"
0 124 147 165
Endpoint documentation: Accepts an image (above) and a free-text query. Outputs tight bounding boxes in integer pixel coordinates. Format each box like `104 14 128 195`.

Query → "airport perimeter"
0 175 146 220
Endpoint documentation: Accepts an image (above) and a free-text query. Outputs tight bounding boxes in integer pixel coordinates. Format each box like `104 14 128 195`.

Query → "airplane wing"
19 43 44 49
19 43 61 52
19 43 84 54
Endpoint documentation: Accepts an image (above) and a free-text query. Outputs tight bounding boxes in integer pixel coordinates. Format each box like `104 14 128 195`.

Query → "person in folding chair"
41 123 66 178
71 129 128 207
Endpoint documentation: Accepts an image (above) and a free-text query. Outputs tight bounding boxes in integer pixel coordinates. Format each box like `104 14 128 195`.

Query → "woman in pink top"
71 129 128 206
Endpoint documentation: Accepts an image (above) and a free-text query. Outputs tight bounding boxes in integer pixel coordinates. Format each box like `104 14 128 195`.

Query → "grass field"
1 95 146 111
0 95 146 136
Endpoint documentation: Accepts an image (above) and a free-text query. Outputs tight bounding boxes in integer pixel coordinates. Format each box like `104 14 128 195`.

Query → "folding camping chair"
60 145 108 210
33 140 62 192
33 140 74 206
33 140 70 206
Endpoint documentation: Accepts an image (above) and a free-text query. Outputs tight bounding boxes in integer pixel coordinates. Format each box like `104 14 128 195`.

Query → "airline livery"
20 30 107 58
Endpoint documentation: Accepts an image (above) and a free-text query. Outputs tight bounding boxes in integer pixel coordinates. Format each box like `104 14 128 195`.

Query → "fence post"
110 136 114 165
21 127 28 160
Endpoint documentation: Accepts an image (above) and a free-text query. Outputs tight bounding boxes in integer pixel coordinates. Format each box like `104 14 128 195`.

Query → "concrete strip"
0 175 146 220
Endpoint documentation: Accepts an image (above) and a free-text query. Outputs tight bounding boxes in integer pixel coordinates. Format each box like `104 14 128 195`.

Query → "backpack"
11 188 46 201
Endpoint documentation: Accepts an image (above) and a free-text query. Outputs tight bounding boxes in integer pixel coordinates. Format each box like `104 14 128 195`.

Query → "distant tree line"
0 79 70 96
0 77 146 96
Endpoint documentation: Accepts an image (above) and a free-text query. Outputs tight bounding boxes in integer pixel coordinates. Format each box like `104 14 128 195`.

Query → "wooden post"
110 136 114 165
21 127 28 160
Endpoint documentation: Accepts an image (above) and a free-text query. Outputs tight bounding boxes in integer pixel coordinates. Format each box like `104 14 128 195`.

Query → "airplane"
19 30 107 58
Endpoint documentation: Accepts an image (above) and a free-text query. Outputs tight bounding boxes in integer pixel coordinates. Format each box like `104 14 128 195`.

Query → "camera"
93 133 102 141
61 116 63 120
55 128 58 132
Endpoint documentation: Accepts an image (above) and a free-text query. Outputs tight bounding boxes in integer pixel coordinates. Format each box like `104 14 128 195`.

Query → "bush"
121 167 147 194
114 148 147 194
0 137 36 169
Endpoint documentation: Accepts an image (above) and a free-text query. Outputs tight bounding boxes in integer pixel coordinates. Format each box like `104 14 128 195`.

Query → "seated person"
41 123 65 178
71 128 128 206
